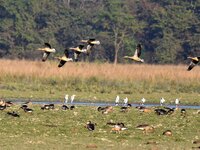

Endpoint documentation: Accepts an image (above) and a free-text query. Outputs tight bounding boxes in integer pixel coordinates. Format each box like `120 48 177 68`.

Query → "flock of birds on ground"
37 39 200 70
0 94 200 148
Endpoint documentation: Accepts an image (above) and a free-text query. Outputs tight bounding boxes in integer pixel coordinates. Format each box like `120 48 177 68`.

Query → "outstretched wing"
44 43 51 48
42 52 50 61
187 61 196 71
58 60 66 67
136 44 142 57
64 49 69 58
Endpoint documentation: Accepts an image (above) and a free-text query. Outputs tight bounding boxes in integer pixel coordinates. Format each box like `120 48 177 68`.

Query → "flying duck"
37 43 56 61
69 45 86 62
124 44 144 63
81 39 100 54
187 56 200 71
55 49 73 67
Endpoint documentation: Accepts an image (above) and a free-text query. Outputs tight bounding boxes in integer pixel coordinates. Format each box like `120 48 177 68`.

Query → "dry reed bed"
0 59 199 83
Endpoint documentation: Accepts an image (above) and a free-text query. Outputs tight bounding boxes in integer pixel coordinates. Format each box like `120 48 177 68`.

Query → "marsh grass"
0 105 199 149
0 59 199 104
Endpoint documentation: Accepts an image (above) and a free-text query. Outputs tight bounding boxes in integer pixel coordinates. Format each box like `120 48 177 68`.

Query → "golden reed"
0 59 199 83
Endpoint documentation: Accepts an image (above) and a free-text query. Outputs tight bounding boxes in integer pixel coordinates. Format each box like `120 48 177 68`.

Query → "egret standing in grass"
70 95 76 104
64 94 69 104
160 98 165 106
115 95 120 106
141 98 146 106
175 98 180 109
123 97 128 106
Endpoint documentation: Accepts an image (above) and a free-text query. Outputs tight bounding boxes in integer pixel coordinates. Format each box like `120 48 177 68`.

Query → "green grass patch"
0 105 199 149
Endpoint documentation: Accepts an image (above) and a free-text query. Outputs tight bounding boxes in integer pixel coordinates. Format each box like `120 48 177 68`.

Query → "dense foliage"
0 0 200 64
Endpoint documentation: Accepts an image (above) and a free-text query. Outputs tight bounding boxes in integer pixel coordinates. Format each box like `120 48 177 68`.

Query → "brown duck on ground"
136 124 154 134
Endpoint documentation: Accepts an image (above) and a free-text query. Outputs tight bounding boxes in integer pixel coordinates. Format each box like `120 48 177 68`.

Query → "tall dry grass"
0 59 199 83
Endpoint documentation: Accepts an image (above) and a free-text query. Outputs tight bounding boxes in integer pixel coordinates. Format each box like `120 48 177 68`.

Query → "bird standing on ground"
124 44 144 63
86 121 95 131
175 98 180 109
160 98 165 106
37 43 56 61
55 49 73 67
123 97 128 106
64 94 69 104
70 95 76 104
141 98 146 106
7 111 20 117
115 95 120 106
187 56 200 71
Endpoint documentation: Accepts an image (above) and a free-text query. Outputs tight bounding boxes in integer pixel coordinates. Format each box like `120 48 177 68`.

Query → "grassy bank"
0 105 199 149
0 59 199 104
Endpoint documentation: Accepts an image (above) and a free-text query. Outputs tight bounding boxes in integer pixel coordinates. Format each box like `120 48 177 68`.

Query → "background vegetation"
0 60 199 104
0 0 200 64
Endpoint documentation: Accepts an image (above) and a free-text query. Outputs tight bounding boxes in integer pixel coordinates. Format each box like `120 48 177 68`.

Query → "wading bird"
115 95 120 106
187 56 200 71
175 98 180 109
70 95 76 104
123 97 128 106
141 98 146 106
124 44 144 63
55 49 73 67
160 97 165 106
64 94 69 104
37 43 56 61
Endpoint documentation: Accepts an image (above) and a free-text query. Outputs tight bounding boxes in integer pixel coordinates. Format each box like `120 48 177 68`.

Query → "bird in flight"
55 49 73 67
69 45 86 62
124 44 144 63
81 39 100 55
37 43 56 61
187 56 200 71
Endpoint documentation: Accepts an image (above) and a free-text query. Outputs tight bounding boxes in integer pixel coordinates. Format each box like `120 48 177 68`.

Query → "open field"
0 59 199 104
0 105 199 149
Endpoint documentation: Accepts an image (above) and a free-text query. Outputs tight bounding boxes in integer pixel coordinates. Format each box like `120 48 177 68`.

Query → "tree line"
0 0 200 64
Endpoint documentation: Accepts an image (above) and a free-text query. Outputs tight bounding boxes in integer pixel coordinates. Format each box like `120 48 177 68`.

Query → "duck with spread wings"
124 44 144 63
187 56 200 71
55 49 73 67
37 43 56 61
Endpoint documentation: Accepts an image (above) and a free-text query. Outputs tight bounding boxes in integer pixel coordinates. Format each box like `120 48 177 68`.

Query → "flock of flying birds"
37 39 200 70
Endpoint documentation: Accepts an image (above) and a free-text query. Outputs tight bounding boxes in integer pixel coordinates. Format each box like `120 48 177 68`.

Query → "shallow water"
9 100 200 109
